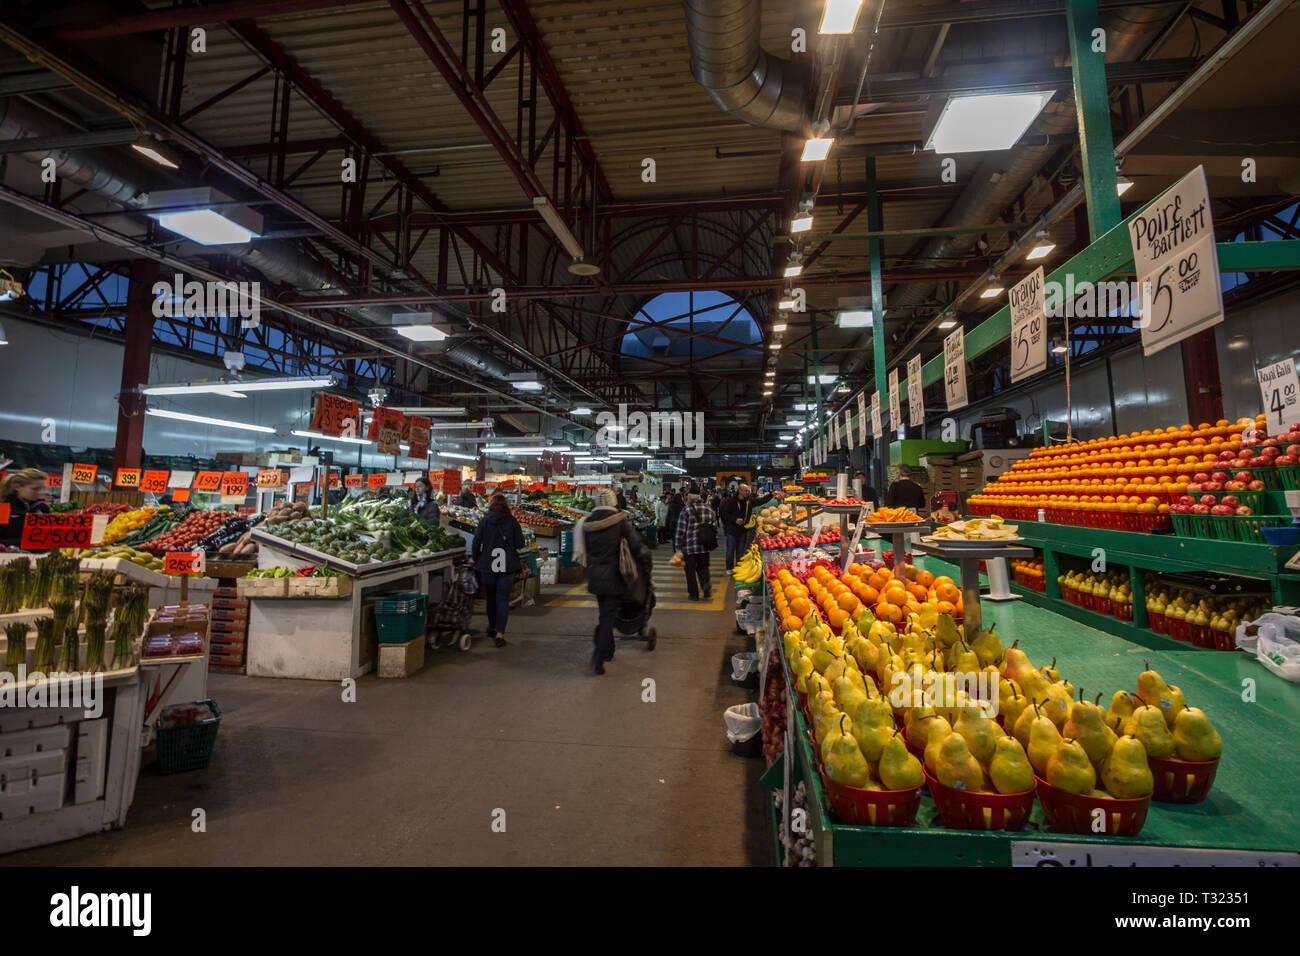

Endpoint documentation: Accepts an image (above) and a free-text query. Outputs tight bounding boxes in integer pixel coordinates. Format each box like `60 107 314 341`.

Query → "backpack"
697 504 718 551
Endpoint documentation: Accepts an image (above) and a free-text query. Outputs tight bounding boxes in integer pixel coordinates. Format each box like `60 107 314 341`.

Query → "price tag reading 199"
20 513 94 550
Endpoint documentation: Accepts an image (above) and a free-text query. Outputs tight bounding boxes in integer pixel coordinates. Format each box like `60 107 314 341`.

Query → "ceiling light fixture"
925 91 1053 154
980 286 1004 299
435 452 478 461
1026 230 1056 260
937 317 958 330
291 429 370 446
801 138 833 162
132 141 179 169
571 407 593 415
1116 176 1135 196
770 342 782 350
146 407 275 433
772 322 787 332
1052 343 1069 354
145 187 262 246
141 375 334 397
790 214 813 233
836 309 873 328
819 0 864 34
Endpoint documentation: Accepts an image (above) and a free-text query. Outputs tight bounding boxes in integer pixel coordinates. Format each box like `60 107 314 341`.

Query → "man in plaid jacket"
674 483 717 601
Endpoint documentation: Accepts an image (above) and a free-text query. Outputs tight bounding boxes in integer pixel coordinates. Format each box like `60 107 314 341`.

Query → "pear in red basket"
879 731 924 790
971 623 1004 668
954 704 998 764
1124 696 1176 757
1173 707 1222 761
1046 737 1096 795
1026 702 1063 777
852 696 896 762
999 679 1030 731
989 737 1035 794
824 714 873 788
1105 690 1135 734
1099 735 1154 798
1136 660 1185 729
935 732 985 793
922 716 954 774
1064 691 1118 768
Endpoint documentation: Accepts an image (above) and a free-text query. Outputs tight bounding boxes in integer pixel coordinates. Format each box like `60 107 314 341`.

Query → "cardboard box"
211 606 249 622
212 597 248 610
210 619 246 634
377 636 424 678
213 586 240 599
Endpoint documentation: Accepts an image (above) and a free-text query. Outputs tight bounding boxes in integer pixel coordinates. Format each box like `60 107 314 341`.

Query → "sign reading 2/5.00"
21 513 94 550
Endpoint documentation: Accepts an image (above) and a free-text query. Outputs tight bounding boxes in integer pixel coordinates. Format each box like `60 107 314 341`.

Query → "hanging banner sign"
1257 357 1300 431
164 550 205 575
907 354 925 427
406 416 431 459
888 369 901 432
943 327 968 411
256 469 284 488
367 406 407 441
114 468 141 489
194 471 223 492
376 425 402 456
310 392 361 438
220 471 248 497
857 392 868 444
71 463 98 485
871 392 882 439
141 470 170 494
1009 265 1048 383
1128 165 1223 356
345 474 364 488
21 513 94 550
845 409 856 450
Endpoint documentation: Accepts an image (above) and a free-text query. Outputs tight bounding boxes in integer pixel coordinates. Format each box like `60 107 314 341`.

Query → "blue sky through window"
621 291 760 358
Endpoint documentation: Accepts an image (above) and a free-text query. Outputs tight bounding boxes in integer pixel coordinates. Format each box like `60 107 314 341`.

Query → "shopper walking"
471 494 525 647
674 482 717 601
719 482 774 570
574 488 649 674
0 468 50 547
653 493 669 543
615 485 627 510
457 485 477 508
408 476 441 523
666 488 684 543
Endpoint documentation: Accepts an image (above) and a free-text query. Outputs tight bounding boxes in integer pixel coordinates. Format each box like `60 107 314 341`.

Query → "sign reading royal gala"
1127 165 1223 356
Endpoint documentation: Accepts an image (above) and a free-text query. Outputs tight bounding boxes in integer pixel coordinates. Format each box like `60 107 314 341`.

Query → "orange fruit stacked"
867 507 923 523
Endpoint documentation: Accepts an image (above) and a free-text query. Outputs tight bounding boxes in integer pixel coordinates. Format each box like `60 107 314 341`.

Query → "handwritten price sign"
195 471 223 492
141 470 170 494
71 463 98 485
367 473 387 488
46 473 63 490
21 513 94 550
115 468 141 489
221 472 248 497
163 550 205 575
256 469 284 488
344 474 363 488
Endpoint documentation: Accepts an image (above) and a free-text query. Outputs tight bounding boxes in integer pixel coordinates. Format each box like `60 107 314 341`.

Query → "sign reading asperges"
164 550 205 575
21 513 94 550
1128 164 1223 357
1009 265 1047 383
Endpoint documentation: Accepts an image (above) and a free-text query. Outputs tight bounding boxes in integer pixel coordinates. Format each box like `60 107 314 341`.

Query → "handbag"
619 535 640 585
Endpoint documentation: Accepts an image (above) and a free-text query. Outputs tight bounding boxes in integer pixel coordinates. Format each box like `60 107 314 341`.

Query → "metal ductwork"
683 0 810 132
443 339 514 379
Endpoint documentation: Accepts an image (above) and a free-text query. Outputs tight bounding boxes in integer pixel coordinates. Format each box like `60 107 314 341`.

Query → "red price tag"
344 474 363 488
194 471 223 492
295 483 313 499
46 473 63 490
164 550 205 575
21 513 94 550
0 503 9 524
256 469 284 488
310 392 361 438
328 472 341 489
141 470 170 493
171 488 191 503
367 473 387 488
115 468 141 489
71 463 98 485
221 472 249 497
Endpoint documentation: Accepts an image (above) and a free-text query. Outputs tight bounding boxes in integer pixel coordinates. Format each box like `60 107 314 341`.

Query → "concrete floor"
2 552 774 866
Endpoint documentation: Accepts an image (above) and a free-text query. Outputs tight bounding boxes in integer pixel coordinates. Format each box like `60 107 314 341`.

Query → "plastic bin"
374 592 428 643
156 700 222 775
731 651 761 688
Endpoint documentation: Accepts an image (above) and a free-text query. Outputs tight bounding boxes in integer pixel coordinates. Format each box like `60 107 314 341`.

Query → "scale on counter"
1283 491 1300 573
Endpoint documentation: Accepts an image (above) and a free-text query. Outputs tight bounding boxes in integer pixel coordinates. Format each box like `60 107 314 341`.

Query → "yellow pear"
1046 738 1096 795
1063 692 1118 768
954 705 998 764
922 715 954 773
1105 690 1135 733
850 696 896 763
878 730 924 790
823 714 873 788
1124 699 1176 757
1100 735 1154 798
1173 707 1221 761
935 733 985 792
1026 702 1062 777
971 623 1005 668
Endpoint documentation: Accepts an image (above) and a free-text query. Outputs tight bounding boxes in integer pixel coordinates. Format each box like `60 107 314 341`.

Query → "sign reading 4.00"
1128 165 1223 357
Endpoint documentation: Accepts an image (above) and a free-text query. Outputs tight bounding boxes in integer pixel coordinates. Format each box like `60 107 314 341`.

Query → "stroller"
613 547 657 651
429 562 478 651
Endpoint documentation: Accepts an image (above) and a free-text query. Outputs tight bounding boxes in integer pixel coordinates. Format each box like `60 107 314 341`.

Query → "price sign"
1009 266 1047 383
376 425 402 456
194 471 223 492
221 471 248 497
406 416 431 459
256 468 284 488
21 513 94 550
367 473 387 488
857 392 868 444
907 354 925 427
141 470 170 493
943 326 968 411
345 473 364 488
844 409 856 450
171 488 191 503
1128 165 1223 356
115 468 141 489
295 483 314 499
871 392 882 439
328 472 341 489
385 472 404 487
1257 357 1300 430
71 463 98 485
168 470 195 489
46 472 63 490
309 391 361 438
164 550 205 575
888 368 901 431
0 503 9 524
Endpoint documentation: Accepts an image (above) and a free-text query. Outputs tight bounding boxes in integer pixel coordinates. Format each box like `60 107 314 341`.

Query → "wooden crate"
236 577 289 598
287 577 354 599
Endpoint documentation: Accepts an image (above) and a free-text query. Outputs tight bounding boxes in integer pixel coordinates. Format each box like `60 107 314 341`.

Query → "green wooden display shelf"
774 571 1300 866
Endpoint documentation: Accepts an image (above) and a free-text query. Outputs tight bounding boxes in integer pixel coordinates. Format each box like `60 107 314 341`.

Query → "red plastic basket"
1210 627 1236 652
1095 595 1113 616
925 769 1036 831
1149 610 1168 634
1167 617 1189 642
1112 600 1133 622
1188 623 1213 648
819 768 924 827
1035 777 1151 837
1148 754 1219 804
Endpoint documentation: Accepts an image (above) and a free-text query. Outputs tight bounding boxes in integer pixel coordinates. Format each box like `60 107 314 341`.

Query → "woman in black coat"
408 477 441 523
579 488 649 675
471 494 525 647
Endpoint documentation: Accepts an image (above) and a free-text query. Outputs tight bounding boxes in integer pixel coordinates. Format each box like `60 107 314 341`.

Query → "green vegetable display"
259 499 464 566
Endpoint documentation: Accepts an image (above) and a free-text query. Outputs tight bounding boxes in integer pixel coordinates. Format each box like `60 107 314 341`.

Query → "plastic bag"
723 702 761 743
731 651 760 682
1239 612 1300 683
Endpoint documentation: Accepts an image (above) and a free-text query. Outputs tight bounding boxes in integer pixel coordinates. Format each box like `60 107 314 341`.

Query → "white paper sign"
845 409 856 449
289 465 316 485
1009 265 1047 383
871 392 882 439
386 472 404 486
944 326 968 411
857 392 868 444
1258 357 1300 431
1128 165 1223 356
907 354 924 427
888 369 901 432
830 417 838 451
167 470 195 489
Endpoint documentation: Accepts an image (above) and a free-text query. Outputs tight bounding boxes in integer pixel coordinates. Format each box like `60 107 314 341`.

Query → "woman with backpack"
471 494 526 647
674 482 717 602
575 488 649 674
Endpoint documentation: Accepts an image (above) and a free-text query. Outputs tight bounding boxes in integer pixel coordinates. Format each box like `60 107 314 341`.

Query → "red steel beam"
52 0 380 39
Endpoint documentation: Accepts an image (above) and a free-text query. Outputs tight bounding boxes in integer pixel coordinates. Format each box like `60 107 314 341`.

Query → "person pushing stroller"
575 488 652 675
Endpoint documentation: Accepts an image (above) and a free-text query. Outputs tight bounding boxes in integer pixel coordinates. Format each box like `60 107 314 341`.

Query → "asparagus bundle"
110 585 149 670
0 561 29 613
4 621 28 670
80 571 115 673
43 569 78 672
31 617 56 672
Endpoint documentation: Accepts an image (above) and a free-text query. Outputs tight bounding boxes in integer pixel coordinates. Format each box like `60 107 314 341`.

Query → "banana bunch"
732 543 763 586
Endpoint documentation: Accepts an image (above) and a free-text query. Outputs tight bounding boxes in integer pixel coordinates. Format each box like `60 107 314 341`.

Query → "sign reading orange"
115 468 141 489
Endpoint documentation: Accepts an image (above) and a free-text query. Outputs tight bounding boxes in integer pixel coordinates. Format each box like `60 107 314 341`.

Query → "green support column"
866 158 888 490
1130 562 1148 629
1066 0 1123 239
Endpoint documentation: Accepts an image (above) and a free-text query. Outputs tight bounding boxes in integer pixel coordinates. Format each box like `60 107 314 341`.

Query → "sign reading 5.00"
21 513 94 550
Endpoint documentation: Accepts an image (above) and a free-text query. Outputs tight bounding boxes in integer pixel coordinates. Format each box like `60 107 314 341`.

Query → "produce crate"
374 592 427 643
287 576 354 598
1279 466 1300 491
155 700 222 774
205 559 257 580
236 577 289 598
1170 513 1215 539
1221 514 1286 544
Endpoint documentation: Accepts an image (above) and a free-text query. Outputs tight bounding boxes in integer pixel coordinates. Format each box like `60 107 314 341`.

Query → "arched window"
620 291 761 358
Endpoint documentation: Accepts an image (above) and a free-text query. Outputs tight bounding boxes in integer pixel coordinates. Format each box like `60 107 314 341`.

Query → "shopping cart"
429 562 479 651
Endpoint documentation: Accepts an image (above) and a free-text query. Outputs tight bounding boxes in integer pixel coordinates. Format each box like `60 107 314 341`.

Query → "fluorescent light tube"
156 209 258 245
147 407 275 433
571 407 593 415
779 434 794 441
770 342 782 350
772 322 787 332
291 429 370 445
533 197 585 259
141 376 334 396
801 138 833 162
436 452 478 461
787 418 806 426
925 91 1053 154
511 380 544 391
938 318 958 329
132 143 178 169
1052 344 1069 354
807 374 838 385
819 0 863 34
386 407 465 415
783 263 803 278
394 325 448 342
836 309 873 328
1026 241 1056 261
779 298 797 310
791 214 813 233
980 286 1004 299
